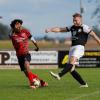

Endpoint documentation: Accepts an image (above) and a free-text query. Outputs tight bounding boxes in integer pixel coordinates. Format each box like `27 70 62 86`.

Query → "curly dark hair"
10 19 23 29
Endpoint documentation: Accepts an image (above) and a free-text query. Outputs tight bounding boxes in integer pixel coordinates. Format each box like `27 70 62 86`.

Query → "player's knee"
70 65 75 72
69 56 77 65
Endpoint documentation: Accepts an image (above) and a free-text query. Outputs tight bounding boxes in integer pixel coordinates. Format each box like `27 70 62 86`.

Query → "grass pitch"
0 68 100 100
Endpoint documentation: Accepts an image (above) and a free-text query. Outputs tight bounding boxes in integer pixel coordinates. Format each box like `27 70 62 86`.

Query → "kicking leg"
24 61 48 88
50 56 75 80
50 63 73 80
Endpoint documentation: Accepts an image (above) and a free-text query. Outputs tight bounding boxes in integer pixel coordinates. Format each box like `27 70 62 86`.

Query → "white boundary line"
68 91 100 100
0 65 58 69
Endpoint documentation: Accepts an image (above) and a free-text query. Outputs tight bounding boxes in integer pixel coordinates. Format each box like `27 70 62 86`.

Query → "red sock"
28 72 38 83
27 72 46 86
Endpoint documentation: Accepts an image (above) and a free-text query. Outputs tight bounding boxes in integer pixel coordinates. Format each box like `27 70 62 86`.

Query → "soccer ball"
33 78 40 87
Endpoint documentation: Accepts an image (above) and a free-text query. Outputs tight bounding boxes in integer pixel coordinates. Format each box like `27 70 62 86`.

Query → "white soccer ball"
33 78 40 87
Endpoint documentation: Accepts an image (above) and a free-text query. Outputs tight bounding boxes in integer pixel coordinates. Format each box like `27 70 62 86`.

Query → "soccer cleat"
80 83 88 88
50 71 61 80
40 79 48 87
41 82 48 87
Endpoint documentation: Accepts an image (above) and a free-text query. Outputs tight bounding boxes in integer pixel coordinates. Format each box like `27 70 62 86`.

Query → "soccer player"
10 19 48 89
45 13 100 87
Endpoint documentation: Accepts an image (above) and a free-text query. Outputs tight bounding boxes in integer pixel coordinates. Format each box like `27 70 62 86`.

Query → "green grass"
0 40 67 50
0 68 100 100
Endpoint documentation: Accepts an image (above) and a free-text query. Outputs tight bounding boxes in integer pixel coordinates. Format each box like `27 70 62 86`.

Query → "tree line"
0 23 10 40
0 22 100 40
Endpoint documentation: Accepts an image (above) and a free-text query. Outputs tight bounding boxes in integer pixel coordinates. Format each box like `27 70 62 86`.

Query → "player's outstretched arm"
45 27 67 33
31 36 39 51
32 41 39 51
90 31 100 45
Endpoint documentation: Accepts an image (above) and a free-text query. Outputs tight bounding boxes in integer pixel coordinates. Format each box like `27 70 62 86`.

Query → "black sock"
71 70 86 85
59 63 73 77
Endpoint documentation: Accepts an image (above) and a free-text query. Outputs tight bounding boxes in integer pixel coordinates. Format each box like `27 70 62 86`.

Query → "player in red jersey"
10 19 48 89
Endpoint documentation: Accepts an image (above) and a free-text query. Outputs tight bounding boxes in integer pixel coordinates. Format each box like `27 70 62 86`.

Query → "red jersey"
10 29 32 56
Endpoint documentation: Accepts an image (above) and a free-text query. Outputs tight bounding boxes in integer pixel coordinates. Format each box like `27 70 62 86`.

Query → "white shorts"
68 45 85 65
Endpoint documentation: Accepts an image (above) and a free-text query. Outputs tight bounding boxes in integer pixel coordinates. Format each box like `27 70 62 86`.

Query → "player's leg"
50 63 73 80
24 60 39 89
70 70 88 87
50 55 87 85
50 47 74 80
24 61 37 81
69 45 88 87
51 56 76 78
21 54 38 82
50 45 88 87
69 56 88 87
17 54 38 89
24 54 48 88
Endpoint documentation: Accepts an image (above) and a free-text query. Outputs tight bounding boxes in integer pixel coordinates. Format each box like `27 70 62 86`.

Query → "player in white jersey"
45 13 100 87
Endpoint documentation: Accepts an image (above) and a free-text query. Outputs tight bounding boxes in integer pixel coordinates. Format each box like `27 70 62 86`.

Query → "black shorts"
17 53 31 71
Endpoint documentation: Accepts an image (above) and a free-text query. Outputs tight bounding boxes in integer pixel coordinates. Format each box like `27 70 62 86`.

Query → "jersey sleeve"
26 30 32 39
30 36 36 43
83 24 92 34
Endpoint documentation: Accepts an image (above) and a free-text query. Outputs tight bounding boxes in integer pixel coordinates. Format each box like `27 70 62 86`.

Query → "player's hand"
45 29 50 33
34 47 39 51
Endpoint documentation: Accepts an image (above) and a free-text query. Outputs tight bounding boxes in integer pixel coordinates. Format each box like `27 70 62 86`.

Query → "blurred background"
0 0 100 50
0 1 100 99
